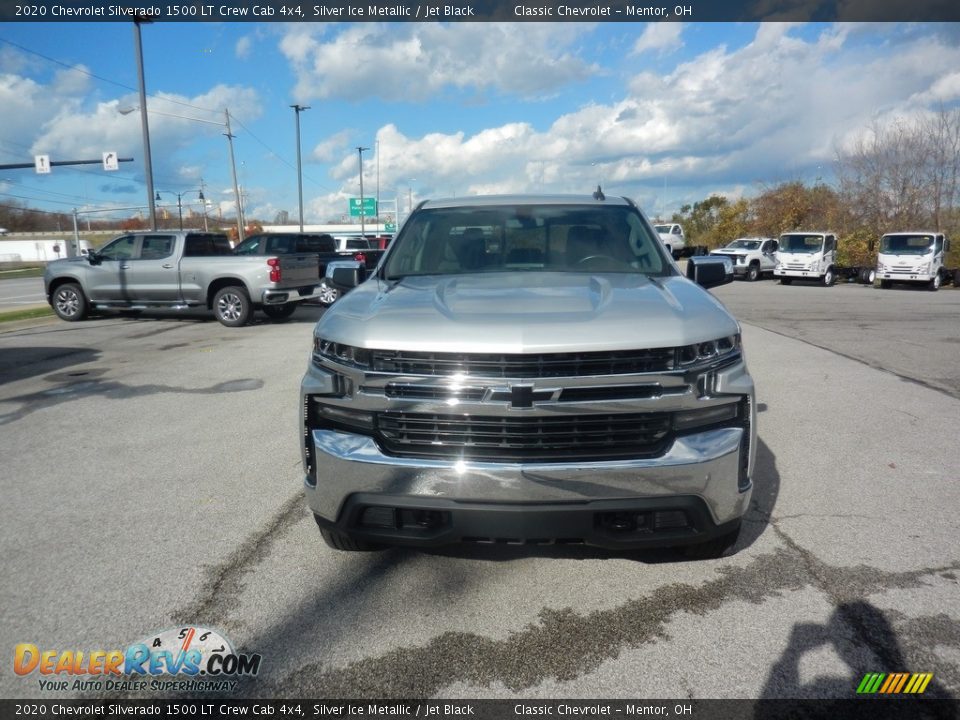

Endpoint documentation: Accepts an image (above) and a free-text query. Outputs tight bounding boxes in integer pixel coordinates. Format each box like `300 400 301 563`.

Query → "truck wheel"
318 281 340 307
263 303 297 321
880 280 892 289
684 523 741 560
314 516 380 552
213 286 252 327
929 273 941 292
822 268 835 286
52 283 89 321
779 278 793 285
746 263 760 282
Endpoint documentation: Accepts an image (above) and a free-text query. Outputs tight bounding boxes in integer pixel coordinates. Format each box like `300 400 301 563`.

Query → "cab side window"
98 235 138 260
139 235 175 260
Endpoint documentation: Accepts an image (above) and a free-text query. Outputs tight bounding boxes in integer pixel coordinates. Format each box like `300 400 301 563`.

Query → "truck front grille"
376 411 672 462
370 349 676 378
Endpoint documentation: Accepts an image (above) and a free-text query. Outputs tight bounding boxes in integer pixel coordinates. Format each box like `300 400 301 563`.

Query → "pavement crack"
259 547 959 698
171 491 307 629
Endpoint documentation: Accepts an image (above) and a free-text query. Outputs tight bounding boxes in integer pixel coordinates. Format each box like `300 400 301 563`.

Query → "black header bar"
3 0 959 22
0 699 956 720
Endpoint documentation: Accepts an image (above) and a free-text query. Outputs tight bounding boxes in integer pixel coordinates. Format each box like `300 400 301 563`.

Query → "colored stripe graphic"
857 672 932 694
859 673 885 694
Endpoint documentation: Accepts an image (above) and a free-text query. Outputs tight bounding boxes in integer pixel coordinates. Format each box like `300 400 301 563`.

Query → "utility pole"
199 178 209 231
357 146 369 238
224 109 245 243
133 17 157 231
291 104 310 231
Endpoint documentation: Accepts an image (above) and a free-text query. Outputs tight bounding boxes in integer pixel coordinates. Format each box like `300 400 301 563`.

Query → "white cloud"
281 23 599 102
631 23 685 56
311 130 352 163
304 24 960 218
235 36 252 60
27 85 262 186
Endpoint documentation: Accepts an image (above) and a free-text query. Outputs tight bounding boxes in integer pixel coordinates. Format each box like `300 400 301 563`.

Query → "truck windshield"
725 240 761 250
778 235 822 254
879 235 934 255
654 224 671 234
383 204 670 279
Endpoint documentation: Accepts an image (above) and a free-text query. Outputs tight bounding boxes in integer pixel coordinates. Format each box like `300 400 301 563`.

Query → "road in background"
715 280 960 398
0 284 958 700
0 276 45 311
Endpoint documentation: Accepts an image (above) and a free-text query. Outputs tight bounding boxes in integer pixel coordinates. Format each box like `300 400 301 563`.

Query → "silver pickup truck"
44 230 320 326
300 194 754 558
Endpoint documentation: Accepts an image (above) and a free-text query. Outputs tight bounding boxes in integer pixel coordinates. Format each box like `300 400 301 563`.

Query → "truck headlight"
313 337 372 369
678 334 740 368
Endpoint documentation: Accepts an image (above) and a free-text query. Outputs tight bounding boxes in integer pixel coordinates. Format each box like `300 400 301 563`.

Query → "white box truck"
774 231 839 286
875 231 951 291
0 238 92 262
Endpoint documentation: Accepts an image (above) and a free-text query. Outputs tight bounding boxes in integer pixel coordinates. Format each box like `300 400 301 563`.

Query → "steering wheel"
576 254 624 269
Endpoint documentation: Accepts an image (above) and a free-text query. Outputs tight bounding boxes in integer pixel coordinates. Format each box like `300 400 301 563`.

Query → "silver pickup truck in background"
44 230 320 326
301 193 755 558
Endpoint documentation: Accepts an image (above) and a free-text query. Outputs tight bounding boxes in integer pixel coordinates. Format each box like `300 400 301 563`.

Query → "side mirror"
868 240 875 252
945 239 951 253
86 251 102 266
331 265 362 289
687 256 733 289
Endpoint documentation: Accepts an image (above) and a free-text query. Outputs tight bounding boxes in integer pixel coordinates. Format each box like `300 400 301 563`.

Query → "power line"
0 36 226 117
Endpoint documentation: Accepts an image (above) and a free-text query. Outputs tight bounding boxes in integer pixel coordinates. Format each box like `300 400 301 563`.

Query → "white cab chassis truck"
710 237 778 281
876 231 952 291
654 223 708 260
774 231 841 286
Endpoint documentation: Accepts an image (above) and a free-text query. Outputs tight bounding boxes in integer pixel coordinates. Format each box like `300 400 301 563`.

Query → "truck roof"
420 194 632 209
881 230 940 235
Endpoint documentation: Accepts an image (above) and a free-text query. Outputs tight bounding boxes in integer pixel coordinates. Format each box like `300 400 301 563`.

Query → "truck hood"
711 249 748 256
316 272 739 353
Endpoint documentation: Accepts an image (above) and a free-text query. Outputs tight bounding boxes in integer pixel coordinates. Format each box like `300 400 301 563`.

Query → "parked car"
710 237 778 281
235 232 386 306
301 193 753 558
44 231 321 326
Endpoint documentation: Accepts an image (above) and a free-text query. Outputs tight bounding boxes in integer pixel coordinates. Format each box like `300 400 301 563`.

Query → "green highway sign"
348 197 377 217
384 222 397 232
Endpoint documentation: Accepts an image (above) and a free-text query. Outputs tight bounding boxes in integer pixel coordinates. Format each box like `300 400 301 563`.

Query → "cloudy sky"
1 21 959 227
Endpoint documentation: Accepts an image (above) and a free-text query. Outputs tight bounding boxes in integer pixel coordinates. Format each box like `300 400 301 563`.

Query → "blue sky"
1 21 959 227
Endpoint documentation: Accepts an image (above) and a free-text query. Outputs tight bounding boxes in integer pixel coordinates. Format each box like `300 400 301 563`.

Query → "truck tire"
263 303 297 321
684 523 740 560
779 278 793 285
318 281 340 307
52 283 89 322
746 263 760 282
213 286 252 327
314 516 380 552
928 273 941 292
822 267 835 286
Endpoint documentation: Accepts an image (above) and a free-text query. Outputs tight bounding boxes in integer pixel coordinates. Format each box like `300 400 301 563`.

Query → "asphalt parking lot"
0 280 958 701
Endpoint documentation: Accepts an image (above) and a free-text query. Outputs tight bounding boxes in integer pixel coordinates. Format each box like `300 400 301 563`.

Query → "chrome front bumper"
304 424 752 530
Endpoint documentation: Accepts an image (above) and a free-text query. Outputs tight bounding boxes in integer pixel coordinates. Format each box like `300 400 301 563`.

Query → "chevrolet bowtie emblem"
488 384 555 408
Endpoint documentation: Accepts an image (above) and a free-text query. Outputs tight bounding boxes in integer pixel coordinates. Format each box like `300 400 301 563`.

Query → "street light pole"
291 104 310 232
357 146 369 238
133 17 157 231
224 109 245 243
156 189 205 231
